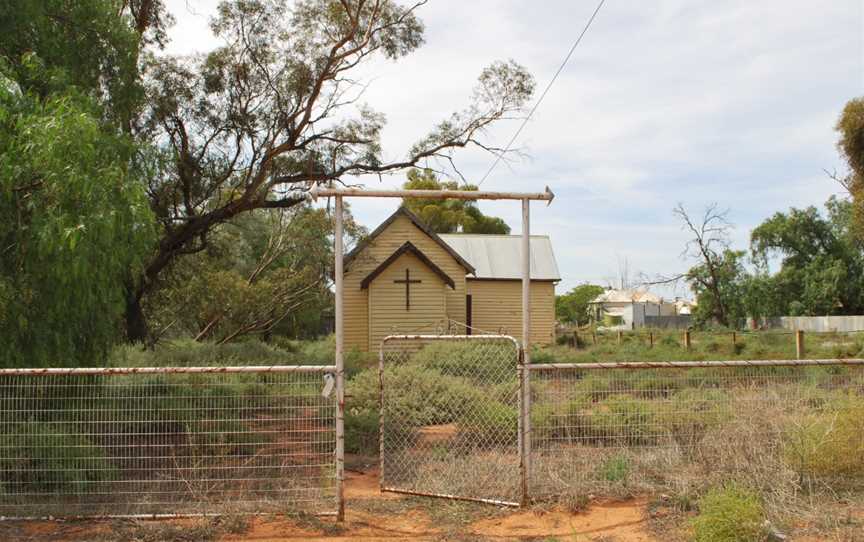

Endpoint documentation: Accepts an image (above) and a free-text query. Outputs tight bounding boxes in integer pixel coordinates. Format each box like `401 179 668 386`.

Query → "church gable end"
342 208 471 352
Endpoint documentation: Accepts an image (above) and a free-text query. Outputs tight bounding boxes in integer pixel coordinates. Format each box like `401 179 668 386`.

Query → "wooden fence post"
592 331 597 345
732 331 737 345
573 331 580 350
617 331 623 345
649 332 654 348
683 330 691 350
796 330 805 359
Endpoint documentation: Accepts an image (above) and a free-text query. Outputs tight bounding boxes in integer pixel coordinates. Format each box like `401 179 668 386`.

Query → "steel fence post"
334 194 345 521
520 198 532 505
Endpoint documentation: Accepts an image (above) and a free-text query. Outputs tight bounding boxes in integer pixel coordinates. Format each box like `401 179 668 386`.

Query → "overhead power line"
477 0 606 186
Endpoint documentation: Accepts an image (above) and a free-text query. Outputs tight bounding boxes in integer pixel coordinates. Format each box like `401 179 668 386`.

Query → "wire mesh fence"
379 335 522 505
0 366 337 519
528 360 864 501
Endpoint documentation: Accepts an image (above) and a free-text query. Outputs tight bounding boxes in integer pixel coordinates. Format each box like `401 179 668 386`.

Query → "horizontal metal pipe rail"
528 358 864 371
311 186 554 202
0 365 336 376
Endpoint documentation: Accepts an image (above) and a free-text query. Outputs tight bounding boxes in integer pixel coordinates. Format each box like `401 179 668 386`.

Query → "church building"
343 207 560 352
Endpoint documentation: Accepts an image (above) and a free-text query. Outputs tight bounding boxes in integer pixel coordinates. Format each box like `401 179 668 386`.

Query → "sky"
163 0 863 298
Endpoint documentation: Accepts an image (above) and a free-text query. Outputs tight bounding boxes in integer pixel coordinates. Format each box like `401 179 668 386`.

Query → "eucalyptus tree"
401 168 511 234
127 0 536 340
835 97 864 240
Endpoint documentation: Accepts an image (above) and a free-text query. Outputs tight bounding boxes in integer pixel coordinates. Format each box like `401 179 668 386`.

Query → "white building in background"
588 289 693 329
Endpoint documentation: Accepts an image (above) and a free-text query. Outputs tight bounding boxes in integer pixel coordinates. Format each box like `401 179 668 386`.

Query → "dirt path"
225 468 659 542
6 467 661 541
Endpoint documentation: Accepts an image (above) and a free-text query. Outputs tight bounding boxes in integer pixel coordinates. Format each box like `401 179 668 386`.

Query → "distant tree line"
557 103 864 329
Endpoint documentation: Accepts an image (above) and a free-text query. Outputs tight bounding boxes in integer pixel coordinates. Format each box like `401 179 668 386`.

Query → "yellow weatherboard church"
343 207 560 352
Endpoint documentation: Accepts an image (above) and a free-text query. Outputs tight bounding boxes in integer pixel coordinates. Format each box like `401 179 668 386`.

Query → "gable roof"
439 234 561 281
360 241 455 290
345 207 475 274
590 289 665 304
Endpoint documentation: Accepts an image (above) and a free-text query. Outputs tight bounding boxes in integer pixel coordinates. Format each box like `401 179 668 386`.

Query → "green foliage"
457 399 518 446
691 485 767 542
588 395 662 446
687 249 749 327
401 168 510 234
349 364 483 426
0 0 144 124
836 97 864 241
598 453 631 483
749 197 864 317
556 284 605 326
0 422 117 492
410 341 516 384
662 388 731 448
783 393 864 481
146 205 364 344
0 70 154 367
345 410 380 455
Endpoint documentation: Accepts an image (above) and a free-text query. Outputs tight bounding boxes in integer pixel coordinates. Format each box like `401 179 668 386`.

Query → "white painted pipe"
334 195 345 521
310 186 554 202
520 197 531 503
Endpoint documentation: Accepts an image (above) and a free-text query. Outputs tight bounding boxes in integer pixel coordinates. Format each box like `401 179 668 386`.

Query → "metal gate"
378 335 522 505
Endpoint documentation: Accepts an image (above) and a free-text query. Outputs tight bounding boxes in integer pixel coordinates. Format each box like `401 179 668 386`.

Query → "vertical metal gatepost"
520 198 532 505
334 195 346 521
312 184 554 512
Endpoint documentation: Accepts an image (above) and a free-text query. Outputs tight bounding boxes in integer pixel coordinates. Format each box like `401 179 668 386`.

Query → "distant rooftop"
439 234 561 281
591 289 665 304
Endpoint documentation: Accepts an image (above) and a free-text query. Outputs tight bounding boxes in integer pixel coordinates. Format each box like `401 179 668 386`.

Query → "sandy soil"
224 468 658 542
7 467 660 541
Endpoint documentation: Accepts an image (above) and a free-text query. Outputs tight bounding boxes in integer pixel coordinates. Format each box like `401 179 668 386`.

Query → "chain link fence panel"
529 360 864 501
0 366 338 518
379 335 522 505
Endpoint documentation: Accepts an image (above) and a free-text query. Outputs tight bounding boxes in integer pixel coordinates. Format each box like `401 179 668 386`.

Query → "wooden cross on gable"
393 268 421 310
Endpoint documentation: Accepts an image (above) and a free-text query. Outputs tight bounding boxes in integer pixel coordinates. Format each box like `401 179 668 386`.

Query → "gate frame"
0 364 339 520
315 184 555 517
378 334 524 506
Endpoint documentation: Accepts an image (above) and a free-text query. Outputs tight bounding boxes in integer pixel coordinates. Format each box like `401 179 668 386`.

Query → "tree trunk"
125 291 150 343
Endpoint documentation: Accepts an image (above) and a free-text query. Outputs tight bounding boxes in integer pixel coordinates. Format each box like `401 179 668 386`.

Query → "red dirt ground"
10 467 659 541
223 469 658 542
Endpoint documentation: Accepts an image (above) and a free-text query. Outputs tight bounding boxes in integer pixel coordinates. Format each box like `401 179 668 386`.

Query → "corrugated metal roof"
438 234 561 281
591 289 665 304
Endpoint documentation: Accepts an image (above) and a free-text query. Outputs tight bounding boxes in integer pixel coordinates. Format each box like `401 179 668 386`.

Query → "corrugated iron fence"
0 366 338 519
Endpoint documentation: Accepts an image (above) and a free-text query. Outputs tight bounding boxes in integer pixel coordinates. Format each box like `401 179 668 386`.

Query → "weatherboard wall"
343 214 467 352
367 252 449 350
467 279 556 345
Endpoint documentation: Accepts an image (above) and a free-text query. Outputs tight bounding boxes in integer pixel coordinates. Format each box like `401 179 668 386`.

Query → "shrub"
662 388 732 449
598 453 630 483
410 341 517 384
0 422 117 492
588 394 662 446
350 365 482 424
457 399 518 447
783 393 864 481
660 334 680 347
345 410 380 455
691 485 767 542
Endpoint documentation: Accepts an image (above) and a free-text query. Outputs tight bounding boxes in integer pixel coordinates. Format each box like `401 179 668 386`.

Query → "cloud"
161 0 862 297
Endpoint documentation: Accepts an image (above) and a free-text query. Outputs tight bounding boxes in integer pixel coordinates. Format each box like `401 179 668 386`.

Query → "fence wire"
379 335 522 505
529 360 864 500
0 366 337 518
